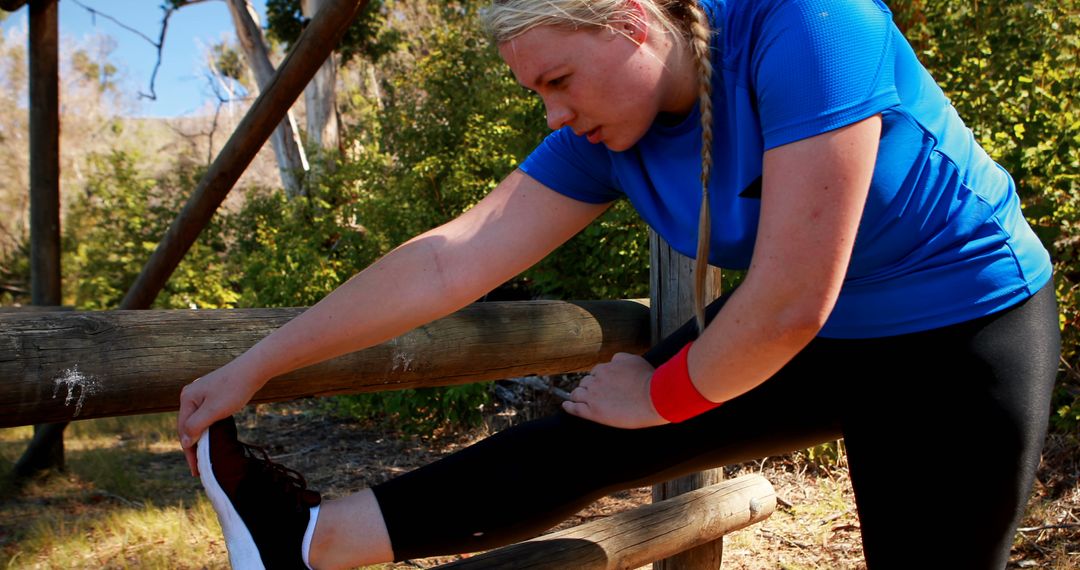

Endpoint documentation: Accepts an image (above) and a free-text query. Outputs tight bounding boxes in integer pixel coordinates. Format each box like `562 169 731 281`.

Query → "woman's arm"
179 170 610 472
563 115 881 427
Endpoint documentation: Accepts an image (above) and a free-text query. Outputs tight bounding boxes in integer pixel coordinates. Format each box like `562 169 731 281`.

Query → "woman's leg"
365 294 852 561
839 284 1060 569
308 490 393 569
307 286 1058 567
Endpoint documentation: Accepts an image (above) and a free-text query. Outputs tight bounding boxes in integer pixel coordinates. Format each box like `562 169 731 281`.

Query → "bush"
61 151 237 310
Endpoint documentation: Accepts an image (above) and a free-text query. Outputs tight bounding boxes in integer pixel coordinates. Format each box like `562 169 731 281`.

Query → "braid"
688 0 714 334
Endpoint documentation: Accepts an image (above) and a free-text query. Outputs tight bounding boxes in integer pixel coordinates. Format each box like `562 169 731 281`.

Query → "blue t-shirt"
519 0 1052 338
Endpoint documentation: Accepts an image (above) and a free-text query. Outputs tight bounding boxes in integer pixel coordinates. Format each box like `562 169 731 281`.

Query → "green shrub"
61 151 237 310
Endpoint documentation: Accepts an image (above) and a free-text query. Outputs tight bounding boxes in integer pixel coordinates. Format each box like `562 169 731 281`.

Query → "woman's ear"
618 0 650 45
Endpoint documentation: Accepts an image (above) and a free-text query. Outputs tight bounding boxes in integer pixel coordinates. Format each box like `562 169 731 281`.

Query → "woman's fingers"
561 399 591 419
177 382 205 477
563 355 668 429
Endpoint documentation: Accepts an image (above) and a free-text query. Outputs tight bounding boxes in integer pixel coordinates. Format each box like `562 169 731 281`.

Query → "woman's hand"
562 353 670 429
177 362 262 477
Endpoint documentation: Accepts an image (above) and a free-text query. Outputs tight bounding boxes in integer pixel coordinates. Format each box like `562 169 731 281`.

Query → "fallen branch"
1016 523 1080 533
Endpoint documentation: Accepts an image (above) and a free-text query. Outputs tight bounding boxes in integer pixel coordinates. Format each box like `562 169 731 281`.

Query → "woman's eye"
548 75 568 88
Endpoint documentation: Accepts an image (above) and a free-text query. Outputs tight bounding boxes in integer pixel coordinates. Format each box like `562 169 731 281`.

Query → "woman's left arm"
564 114 882 428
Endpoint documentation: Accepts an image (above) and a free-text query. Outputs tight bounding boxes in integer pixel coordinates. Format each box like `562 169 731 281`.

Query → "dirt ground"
232 383 1080 570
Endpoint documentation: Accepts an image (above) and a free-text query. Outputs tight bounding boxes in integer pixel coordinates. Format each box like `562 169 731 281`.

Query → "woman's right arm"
178 170 610 472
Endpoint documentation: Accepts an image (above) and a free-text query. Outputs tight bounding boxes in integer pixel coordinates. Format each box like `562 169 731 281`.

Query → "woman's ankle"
308 490 395 569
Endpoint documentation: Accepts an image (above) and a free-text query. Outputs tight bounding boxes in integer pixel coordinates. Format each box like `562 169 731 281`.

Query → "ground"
0 390 1077 569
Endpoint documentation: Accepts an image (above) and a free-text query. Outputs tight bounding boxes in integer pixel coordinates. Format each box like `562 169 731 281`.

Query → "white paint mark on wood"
392 351 415 372
388 336 418 372
52 365 99 416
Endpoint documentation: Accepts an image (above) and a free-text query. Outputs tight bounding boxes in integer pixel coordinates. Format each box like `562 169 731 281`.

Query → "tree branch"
69 0 214 101
71 0 159 45
0 0 28 12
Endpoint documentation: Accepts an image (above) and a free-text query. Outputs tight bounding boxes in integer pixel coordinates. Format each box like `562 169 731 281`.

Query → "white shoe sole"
198 428 267 570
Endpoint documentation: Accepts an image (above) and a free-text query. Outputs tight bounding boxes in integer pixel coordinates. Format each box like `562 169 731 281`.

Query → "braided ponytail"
687 0 714 334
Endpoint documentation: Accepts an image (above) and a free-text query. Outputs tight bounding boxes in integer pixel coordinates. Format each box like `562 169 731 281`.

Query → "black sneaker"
198 416 322 569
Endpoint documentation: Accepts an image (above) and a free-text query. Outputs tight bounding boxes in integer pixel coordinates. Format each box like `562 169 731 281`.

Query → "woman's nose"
545 99 574 131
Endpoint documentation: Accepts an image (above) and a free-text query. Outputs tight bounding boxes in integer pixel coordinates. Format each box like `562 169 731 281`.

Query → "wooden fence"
0 299 648 428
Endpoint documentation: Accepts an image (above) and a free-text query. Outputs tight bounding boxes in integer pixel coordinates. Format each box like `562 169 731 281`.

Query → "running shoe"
198 416 321 569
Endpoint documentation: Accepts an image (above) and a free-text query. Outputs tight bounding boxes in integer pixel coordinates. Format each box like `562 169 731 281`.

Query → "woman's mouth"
586 127 602 144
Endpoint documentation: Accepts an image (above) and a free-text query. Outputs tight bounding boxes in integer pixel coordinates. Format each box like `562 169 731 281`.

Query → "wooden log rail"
0 300 649 428
434 475 776 569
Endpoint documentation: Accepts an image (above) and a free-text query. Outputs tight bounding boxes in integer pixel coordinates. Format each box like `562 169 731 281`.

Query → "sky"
1 0 269 118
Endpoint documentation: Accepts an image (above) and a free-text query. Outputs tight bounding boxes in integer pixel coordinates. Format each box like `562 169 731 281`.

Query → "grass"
0 413 228 569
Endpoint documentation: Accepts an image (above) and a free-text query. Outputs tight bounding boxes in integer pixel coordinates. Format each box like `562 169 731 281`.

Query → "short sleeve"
752 0 901 149
518 127 622 204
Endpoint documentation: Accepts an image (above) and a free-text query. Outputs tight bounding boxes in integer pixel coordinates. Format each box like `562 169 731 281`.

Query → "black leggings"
372 283 1060 569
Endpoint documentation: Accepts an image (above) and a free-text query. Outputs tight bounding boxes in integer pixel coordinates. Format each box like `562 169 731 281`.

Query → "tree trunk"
225 0 309 198
301 0 340 155
650 231 725 570
16 0 67 478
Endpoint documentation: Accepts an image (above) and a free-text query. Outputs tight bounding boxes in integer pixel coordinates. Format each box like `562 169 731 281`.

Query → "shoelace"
240 441 319 511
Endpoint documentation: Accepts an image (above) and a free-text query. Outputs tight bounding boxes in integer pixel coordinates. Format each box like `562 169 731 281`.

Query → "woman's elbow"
772 289 836 343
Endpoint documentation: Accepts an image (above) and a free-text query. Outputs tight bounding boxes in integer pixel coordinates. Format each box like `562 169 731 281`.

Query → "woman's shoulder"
711 0 893 38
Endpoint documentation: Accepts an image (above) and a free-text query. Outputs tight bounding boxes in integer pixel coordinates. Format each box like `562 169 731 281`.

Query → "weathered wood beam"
435 475 776 570
18 0 66 478
0 299 649 428
649 231 725 570
120 0 369 311
29 0 59 309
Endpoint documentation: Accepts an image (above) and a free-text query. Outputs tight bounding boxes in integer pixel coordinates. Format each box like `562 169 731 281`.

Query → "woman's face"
498 23 687 152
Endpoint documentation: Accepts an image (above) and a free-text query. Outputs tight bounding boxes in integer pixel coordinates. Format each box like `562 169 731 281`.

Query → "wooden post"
119 0 369 311
27 0 60 331
435 475 776 570
15 0 67 478
0 300 650 428
649 231 724 570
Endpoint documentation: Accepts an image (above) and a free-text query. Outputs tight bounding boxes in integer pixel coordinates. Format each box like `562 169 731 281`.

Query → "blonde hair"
484 1 716 333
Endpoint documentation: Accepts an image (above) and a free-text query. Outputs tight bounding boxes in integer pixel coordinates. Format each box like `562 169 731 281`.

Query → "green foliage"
350 3 653 301
528 200 650 300
0 233 29 306
891 0 1080 431
61 151 238 310
265 0 398 64
210 41 246 85
225 158 383 308
71 49 118 93
327 384 491 434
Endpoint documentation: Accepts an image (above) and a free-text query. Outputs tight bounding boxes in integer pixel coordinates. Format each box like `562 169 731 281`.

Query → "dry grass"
0 414 229 569
1 403 1077 569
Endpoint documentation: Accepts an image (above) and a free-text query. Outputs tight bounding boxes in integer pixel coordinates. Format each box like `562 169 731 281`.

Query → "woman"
178 1 1060 568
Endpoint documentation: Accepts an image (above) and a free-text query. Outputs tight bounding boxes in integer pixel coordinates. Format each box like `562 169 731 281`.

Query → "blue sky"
2 0 269 117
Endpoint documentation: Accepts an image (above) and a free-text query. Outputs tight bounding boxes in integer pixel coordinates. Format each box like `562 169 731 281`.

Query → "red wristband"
649 342 721 423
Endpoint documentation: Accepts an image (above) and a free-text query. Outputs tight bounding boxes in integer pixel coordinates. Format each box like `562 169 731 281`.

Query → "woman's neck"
658 37 701 119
